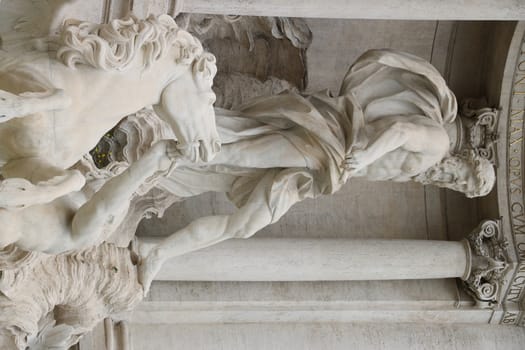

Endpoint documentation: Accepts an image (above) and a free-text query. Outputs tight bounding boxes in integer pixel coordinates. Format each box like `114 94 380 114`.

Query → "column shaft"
139 238 469 282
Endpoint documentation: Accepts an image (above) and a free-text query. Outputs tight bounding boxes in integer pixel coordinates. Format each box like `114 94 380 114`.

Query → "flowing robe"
158 49 457 223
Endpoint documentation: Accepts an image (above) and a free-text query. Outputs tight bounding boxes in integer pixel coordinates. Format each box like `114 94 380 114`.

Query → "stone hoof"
137 252 164 297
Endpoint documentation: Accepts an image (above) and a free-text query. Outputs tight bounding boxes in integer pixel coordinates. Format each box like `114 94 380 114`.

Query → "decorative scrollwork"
462 219 508 308
459 99 500 166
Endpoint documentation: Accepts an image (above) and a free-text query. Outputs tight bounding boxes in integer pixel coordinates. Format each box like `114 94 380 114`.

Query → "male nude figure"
0 140 177 254
137 49 495 293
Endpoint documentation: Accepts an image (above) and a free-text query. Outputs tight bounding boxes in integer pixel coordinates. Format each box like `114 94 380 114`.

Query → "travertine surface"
129 323 525 350
0 1 514 347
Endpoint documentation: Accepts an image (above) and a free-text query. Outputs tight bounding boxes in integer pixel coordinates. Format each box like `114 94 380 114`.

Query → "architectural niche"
0 1 525 349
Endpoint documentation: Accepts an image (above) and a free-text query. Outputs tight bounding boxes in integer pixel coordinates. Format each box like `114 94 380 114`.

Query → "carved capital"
462 219 509 308
458 99 500 165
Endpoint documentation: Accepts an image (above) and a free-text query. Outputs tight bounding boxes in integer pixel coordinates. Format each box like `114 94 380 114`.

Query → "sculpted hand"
343 149 370 175
142 140 182 179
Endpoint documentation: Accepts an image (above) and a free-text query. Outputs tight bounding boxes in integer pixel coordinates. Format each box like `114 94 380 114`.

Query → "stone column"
139 238 470 282
139 220 508 306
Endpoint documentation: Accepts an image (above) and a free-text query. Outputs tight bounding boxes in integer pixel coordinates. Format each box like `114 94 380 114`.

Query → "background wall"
129 323 525 350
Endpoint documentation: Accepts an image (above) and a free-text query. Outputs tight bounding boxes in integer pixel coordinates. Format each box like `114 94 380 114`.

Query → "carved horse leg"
69 140 179 248
0 158 85 209
0 89 71 122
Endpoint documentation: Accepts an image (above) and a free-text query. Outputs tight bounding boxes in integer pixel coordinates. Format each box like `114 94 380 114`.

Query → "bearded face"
415 151 495 198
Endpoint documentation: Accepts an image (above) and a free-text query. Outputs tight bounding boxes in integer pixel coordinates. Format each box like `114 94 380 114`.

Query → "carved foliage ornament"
462 219 509 308
455 98 500 166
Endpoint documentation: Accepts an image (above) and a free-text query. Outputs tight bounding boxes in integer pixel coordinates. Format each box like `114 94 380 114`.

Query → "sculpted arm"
345 116 449 173
66 140 178 252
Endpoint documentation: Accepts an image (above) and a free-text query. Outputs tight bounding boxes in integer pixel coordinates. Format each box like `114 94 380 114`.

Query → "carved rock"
177 14 311 107
0 243 142 350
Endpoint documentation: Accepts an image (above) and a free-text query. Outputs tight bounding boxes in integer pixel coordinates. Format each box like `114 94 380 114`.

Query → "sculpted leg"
0 158 85 209
210 133 311 169
0 89 71 122
70 140 179 248
138 170 298 294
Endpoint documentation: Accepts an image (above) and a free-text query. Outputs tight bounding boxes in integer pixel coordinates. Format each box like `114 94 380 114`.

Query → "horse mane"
56 14 204 71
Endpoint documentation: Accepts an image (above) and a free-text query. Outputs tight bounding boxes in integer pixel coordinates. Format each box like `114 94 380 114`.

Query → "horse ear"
192 53 217 90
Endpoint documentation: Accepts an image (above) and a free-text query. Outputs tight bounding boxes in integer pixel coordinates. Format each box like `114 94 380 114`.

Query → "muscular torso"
353 115 450 181
0 192 86 253
361 148 444 181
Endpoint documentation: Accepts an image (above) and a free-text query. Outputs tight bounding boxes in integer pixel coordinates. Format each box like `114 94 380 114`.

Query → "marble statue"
0 110 178 349
0 0 511 347
138 49 496 292
0 4 502 347
0 12 219 211
0 139 177 253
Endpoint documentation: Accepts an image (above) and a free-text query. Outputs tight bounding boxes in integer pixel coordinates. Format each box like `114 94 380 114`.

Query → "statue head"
415 150 495 198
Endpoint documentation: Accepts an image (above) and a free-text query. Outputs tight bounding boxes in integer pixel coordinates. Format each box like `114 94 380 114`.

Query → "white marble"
0 10 218 252
139 49 496 292
0 140 177 253
139 237 470 281
0 4 513 349
138 19 450 244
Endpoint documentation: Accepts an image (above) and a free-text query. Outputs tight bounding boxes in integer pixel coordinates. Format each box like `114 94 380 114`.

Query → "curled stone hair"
56 14 205 71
